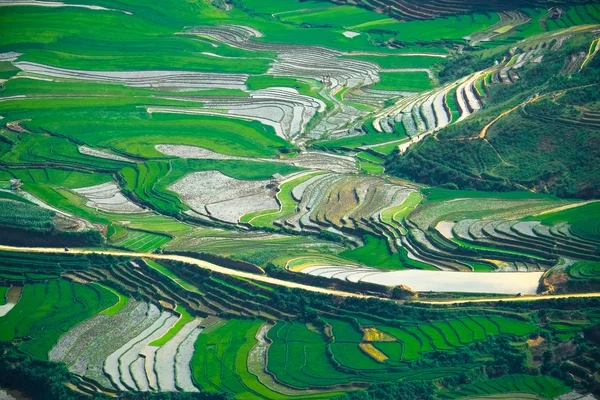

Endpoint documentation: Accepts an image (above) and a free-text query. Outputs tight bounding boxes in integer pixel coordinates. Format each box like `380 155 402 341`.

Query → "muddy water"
302 265 543 295
435 221 455 239
6 285 22 304
0 286 23 317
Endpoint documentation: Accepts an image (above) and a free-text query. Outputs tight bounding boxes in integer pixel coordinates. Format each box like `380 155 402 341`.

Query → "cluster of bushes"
335 381 435 400
0 226 104 247
0 198 104 247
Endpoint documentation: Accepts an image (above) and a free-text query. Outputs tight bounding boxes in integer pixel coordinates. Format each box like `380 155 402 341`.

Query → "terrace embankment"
1 245 599 302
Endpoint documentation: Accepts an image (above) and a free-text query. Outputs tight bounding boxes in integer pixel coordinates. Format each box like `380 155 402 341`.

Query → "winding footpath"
1 245 599 305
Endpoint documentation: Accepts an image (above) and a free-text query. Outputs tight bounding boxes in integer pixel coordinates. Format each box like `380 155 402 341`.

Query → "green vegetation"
316 133 406 151
150 305 194 346
114 229 172 252
373 71 434 92
93 283 128 316
525 202 600 240
191 318 302 399
387 38 600 198
1 0 599 398
441 374 571 399
241 172 323 227
340 235 403 270
144 259 201 292
568 261 600 280
0 280 118 359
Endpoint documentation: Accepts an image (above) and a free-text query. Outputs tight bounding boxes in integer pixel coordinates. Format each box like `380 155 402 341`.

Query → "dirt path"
579 37 600 72
0 245 373 299
1 245 599 304
479 95 540 139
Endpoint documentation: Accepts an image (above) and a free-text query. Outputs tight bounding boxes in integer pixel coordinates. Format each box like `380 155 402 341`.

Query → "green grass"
150 305 194 346
93 283 128 316
372 341 403 363
373 71 434 92
419 324 454 350
316 132 406 151
0 96 293 159
1 167 112 190
470 316 500 336
378 326 422 361
239 0 330 14
0 286 8 305
446 87 461 123
339 234 404 270
351 13 499 43
431 321 464 347
343 55 442 69
330 342 387 370
356 151 383 164
489 316 536 337
524 202 600 241
423 188 560 203
267 321 360 387
190 319 318 399
370 140 407 155
360 161 385 175
458 317 486 341
375 315 532 362
324 318 363 342
450 237 548 261
280 4 388 28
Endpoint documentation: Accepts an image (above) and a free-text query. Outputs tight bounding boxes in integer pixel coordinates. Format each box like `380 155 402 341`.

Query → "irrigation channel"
1 245 599 304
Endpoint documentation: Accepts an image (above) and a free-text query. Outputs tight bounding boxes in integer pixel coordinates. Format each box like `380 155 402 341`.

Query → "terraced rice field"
1 0 599 398
114 230 171 252
440 374 571 399
0 279 118 359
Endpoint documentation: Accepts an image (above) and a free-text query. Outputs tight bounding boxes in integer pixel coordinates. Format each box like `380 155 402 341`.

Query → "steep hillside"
386 32 600 199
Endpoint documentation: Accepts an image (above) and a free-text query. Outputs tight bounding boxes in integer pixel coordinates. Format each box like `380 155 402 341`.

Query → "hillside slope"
386 32 600 199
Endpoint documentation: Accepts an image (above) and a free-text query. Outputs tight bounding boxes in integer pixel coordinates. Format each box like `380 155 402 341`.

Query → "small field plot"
0 96 294 159
344 54 442 69
114 229 171 252
568 261 600 280
373 71 434 92
280 5 388 28
525 202 600 241
316 131 407 151
191 318 293 399
267 321 361 388
0 280 118 359
351 13 498 43
340 235 404 270
239 0 330 15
